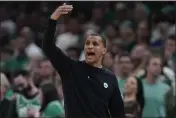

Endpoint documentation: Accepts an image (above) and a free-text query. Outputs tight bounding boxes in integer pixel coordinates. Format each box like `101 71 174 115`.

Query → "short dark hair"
166 35 176 42
13 70 30 78
146 54 163 66
85 33 106 47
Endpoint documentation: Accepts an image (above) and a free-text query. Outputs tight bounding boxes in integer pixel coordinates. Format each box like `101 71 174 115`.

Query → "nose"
87 44 93 49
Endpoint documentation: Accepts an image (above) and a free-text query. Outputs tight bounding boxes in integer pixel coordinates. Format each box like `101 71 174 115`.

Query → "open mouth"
87 52 95 56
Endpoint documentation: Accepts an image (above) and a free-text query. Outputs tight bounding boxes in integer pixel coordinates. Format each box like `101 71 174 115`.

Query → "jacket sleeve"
38 19 74 77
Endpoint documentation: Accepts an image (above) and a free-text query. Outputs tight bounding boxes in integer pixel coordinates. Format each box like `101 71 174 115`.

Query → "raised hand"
51 3 73 20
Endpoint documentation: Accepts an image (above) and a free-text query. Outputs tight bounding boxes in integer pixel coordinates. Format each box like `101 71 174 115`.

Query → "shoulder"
103 68 116 78
44 101 64 116
46 101 64 110
103 68 117 83
158 81 171 93
104 68 115 76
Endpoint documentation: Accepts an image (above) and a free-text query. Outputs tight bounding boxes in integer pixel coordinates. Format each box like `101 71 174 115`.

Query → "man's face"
68 18 79 34
92 7 104 21
103 52 114 69
120 27 134 40
147 57 162 77
137 21 148 37
105 24 116 39
131 45 147 67
13 75 28 92
84 35 107 64
165 39 176 55
39 60 54 78
134 4 147 22
119 56 133 74
14 36 26 51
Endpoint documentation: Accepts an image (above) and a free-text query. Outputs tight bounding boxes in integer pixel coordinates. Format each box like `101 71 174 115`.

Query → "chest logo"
103 82 108 88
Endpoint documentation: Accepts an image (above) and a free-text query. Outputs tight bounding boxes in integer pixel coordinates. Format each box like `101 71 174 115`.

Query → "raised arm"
41 4 73 77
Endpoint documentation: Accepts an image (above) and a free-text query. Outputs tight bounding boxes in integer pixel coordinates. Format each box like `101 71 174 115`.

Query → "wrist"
50 13 61 20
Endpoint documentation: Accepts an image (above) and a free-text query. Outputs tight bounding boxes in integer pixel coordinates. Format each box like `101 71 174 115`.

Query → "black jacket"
35 19 125 118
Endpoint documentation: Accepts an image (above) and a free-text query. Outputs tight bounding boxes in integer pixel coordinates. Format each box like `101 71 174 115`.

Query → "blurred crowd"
0 1 176 118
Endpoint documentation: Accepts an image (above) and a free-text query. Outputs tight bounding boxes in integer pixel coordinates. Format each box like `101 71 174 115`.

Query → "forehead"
119 56 131 61
127 77 137 83
13 75 26 83
40 60 51 65
166 39 176 44
85 35 103 43
149 57 161 64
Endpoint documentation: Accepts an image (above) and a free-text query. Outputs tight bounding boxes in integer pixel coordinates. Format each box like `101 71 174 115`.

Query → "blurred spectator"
102 52 114 71
56 17 81 52
141 55 170 117
131 44 149 75
123 76 144 118
117 53 133 94
40 83 64 118
12 70 40 118
0 73 17 118
38 58 55 86
164 35 176 73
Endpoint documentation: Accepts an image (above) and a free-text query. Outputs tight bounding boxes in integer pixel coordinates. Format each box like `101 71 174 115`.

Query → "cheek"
95 48 102 55
132 84 137 90
84 47 88 53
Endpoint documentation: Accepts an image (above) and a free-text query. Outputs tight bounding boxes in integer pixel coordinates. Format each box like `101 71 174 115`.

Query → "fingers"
58 3 73 14
60 5 73 11
51 3 73 20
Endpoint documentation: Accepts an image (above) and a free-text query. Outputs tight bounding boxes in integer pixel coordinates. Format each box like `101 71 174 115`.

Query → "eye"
93 41 98 46
85 41 90 46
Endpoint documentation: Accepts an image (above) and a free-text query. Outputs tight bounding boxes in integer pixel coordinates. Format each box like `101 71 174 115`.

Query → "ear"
102 48 107 55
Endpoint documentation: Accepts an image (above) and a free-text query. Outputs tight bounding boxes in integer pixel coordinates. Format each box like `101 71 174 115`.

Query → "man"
164 35 176 73
102 52 114 71
12 70 41 118
116 52 133 94
39 58 56 86
141 55 170 118
37 3 124 118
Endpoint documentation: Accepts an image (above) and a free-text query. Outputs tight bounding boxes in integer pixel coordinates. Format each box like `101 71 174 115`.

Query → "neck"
146 72 156 84
85 61 103 69
124 92 136 101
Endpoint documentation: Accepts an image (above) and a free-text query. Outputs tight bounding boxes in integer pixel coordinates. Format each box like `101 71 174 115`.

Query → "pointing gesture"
51 3 73 20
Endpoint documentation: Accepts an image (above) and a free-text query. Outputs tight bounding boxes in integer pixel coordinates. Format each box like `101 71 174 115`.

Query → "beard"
15 84 32 98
